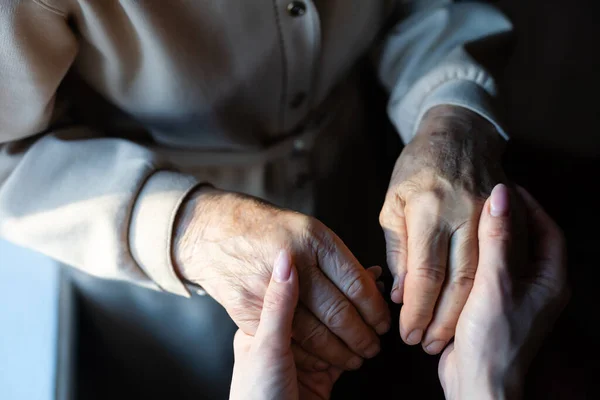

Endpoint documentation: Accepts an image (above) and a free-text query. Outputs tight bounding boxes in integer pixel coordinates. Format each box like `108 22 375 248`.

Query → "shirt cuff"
128 170 200 297
390 78 509 144
416 79 509 140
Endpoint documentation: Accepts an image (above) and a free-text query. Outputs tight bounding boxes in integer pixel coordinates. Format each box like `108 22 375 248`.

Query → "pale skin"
229 251 343 400
173 104 509 368
230 184 569 399
439 184 569 399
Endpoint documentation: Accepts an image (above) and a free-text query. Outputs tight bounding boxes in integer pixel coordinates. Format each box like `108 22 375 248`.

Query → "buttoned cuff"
129 170 200 297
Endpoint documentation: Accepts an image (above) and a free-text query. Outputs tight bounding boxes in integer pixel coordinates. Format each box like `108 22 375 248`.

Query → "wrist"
172 184 219 286
416 105 506 158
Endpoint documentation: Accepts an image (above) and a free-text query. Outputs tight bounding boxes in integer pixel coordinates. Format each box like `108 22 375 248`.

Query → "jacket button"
287 1 307 17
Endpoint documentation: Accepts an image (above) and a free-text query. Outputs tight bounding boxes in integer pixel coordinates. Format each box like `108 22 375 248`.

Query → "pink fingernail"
490 184 510 217
273 250 292 282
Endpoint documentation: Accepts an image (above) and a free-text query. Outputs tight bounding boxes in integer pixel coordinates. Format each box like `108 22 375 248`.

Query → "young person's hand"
438 184 569 399
230 251 343 400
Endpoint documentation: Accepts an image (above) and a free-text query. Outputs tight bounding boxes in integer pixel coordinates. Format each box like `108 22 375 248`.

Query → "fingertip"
400 313 424 345
390 274 404 304
375 319 390 335
345 356 364 371
390 290 403 304
366 265 383 280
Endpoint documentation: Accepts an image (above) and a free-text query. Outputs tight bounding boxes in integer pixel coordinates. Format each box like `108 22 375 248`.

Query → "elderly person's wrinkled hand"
174 188 390 372
380 105 507 353
438 184 569 399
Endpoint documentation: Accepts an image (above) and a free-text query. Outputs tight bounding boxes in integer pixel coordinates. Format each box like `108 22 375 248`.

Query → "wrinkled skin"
380 105 507 353
174 189 390 371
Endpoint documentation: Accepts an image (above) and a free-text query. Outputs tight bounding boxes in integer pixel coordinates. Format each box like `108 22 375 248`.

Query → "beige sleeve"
0 1 197 297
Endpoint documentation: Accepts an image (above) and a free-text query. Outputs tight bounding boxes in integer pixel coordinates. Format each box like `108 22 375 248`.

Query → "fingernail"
490 184 510 217
346 356 363 370
425 340 446 354
364 342 380 358
406 329 423 345
273 250 292 282
375 320 390 335
314 360 330 371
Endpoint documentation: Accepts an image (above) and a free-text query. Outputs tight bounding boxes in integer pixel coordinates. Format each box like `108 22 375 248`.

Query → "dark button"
287 1 307 17
290 92 306 109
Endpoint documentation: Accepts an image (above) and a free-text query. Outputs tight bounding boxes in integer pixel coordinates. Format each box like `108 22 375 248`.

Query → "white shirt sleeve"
377 0 513 143
0 0 196 297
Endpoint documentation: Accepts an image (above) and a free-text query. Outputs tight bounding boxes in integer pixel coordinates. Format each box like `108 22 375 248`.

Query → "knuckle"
428 324 456 341
350 330 376 352
403 309 433 327
343 271 369 300
380 194 406 227
413 263 447 287
322 298 352 329
294 214 317 238
451 273 475 288
299 322 329 349
378 208 389 227
414 188 446 205
450 267 476 288
262 289 289 312
303 219 335 256
386 243 407 260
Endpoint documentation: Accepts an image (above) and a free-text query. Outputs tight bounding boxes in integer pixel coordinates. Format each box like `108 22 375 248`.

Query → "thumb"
478 184 513 275
380 204 408 304
254 250 299 352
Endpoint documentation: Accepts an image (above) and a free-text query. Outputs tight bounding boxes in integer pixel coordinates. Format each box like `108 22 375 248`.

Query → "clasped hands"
229 184 568 400
172 106 569 399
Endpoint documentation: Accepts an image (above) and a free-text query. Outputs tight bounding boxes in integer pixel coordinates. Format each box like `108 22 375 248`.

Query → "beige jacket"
0 0 511 297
